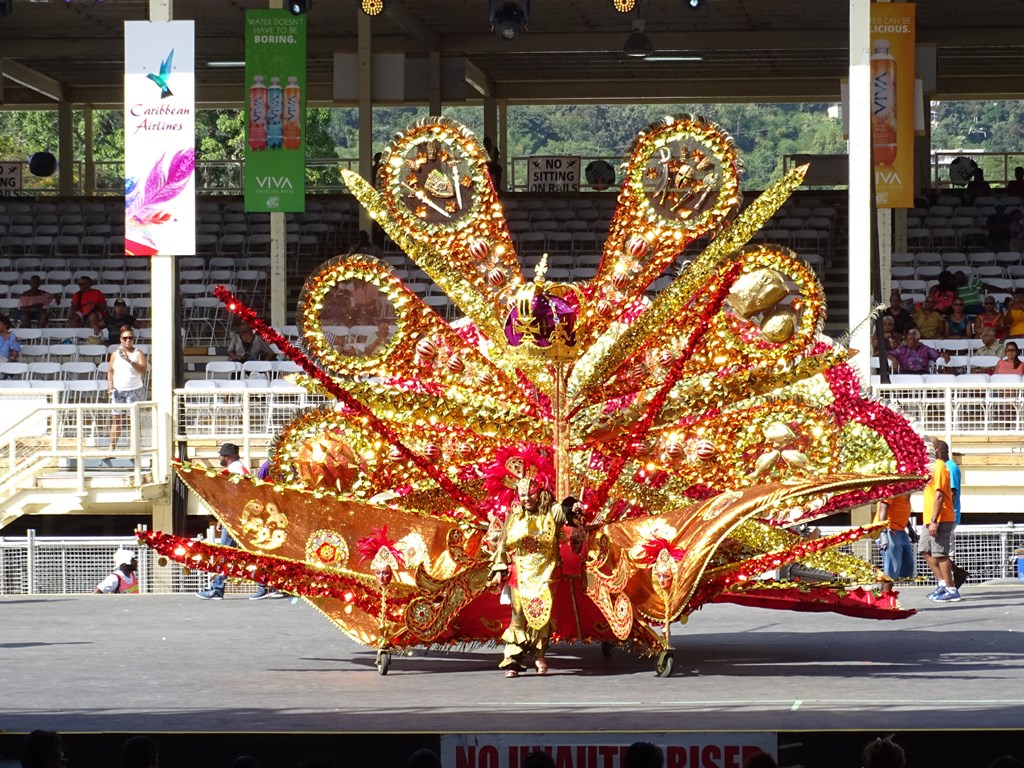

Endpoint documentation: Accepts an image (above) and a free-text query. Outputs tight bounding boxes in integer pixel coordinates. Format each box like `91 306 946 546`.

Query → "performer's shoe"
504 669 519 678
196 589 224 600
249 586 273 600
535 658 548 675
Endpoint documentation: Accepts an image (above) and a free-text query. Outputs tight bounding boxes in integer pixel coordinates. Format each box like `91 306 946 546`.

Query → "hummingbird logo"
146 50 175 99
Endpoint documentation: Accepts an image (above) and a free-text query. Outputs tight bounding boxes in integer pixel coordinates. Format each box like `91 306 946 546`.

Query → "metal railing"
870 381 1024 435
2 525 1020 595
0 394 162 495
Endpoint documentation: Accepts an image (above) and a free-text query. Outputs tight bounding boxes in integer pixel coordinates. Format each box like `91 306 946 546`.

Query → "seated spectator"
882 290 915 335
976 327 1006 368
346 229 383 258
1009 209 1024 252
986 204 1012 251
227 324 275 363
68 275 108 335
18 275 55 328
0 314 21 363
974 296 1006 338
995 341 1024 375
872 315 902 356
944 299 973 338
953 270 985 314
1004 292 1024 338
912 297 946 339
107 299 142 336
1004 165 1024 197
928 270 957 315
888 329 949 374
966 166 991 202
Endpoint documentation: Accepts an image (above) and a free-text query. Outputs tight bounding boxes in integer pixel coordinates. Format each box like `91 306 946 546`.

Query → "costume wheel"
655 649 674 678
376 649 391 676
601 641 615 658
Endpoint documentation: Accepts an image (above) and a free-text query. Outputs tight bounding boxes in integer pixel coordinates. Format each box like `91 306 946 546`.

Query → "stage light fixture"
489 0 529 41
623 18 653 58
687 0 705 8
288 0 311 15
360 0 384 15
613 0 635 11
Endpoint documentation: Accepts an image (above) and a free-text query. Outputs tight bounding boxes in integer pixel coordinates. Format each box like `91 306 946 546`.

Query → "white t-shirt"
111 348 145 392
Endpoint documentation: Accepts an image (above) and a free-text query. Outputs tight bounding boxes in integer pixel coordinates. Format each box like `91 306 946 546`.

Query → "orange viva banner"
871 3 915 208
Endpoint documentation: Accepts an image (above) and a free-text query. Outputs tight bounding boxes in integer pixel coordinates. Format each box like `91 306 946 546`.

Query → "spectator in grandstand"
1004 165 1024 197
928 271 958 315
484 135 504 192
346 229 383 259
888 329 949 374
975 296 1007 338
875 493 914 580
1009 209 1024 252
987 204 1013 251
966 166 991 202
995 341 1024 375
872 315 902 356
107 299 142 336
121 736 159 768
0 314 21 363
93 549 139 594
882 290 915 336
912 297 946 339
861 736 906 768
943 298 974 338
362 318 393 356
227 324 275 363
953 270 987 314
18 275 55 328
107 327 148 452
19 730 66 768
975 327 1005 371
1003 292 1024 337
68 275 108 336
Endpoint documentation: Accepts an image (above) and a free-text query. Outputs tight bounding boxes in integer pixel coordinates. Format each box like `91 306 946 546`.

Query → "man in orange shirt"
876 494 915 580
920 450 960 602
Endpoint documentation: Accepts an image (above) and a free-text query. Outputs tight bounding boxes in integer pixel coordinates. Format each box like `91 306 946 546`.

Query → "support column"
847 0 872 384
268 0 286 329
428 50 441 116
357 9 373 234
483 97 497 146
149 0 175 498
498 101 508 191
84 106 96 196
58 101 74 197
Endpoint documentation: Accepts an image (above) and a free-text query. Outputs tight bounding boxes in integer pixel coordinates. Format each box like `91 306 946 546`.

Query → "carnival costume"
142 116 929 676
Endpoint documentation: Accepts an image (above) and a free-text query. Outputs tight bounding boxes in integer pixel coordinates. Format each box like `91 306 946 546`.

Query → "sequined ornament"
144 115 929 672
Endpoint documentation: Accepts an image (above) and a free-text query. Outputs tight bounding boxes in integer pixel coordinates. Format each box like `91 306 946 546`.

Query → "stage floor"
3 584 1024 735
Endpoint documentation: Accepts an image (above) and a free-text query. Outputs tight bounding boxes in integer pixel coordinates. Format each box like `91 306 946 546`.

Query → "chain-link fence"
3 525 1022 596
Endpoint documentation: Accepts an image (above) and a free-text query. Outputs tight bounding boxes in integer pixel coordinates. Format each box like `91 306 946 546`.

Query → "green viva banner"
244 9 306 213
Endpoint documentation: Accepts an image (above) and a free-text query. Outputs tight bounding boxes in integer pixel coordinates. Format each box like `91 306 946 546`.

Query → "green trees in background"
0 100 1019 193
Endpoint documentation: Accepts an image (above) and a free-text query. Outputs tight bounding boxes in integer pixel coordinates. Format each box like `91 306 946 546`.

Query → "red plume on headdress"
632 536 687 567
356 525 405 568
481 444 555 516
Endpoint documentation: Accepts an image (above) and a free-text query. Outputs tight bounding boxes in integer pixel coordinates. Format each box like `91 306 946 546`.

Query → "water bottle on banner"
283 76 302 150
248 75 267 151
267 76 283 150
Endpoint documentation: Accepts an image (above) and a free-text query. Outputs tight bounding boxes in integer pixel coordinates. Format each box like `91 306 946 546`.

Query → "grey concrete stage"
2 584 1024 735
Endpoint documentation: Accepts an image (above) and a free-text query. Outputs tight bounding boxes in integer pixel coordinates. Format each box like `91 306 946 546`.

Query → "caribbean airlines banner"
124 21 196 256
870 3 915 209
244 9 307 213
442 733 777 768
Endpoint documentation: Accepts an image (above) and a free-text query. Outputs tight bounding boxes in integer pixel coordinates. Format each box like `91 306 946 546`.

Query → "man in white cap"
94 549 139 593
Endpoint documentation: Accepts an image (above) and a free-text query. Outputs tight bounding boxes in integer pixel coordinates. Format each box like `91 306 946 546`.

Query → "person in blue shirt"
934 438 969 590
0 314 21 363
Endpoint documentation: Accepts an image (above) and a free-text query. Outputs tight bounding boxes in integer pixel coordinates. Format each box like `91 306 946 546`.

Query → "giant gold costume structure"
143 116 928 676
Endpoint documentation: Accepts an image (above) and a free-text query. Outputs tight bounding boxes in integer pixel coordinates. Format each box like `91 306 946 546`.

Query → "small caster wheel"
655 649 674 678
376 649 391 675
600 641 614 658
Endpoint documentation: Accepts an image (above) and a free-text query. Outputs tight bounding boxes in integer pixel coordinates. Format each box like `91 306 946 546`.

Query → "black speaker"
288 0 311 15
28 152 58 177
